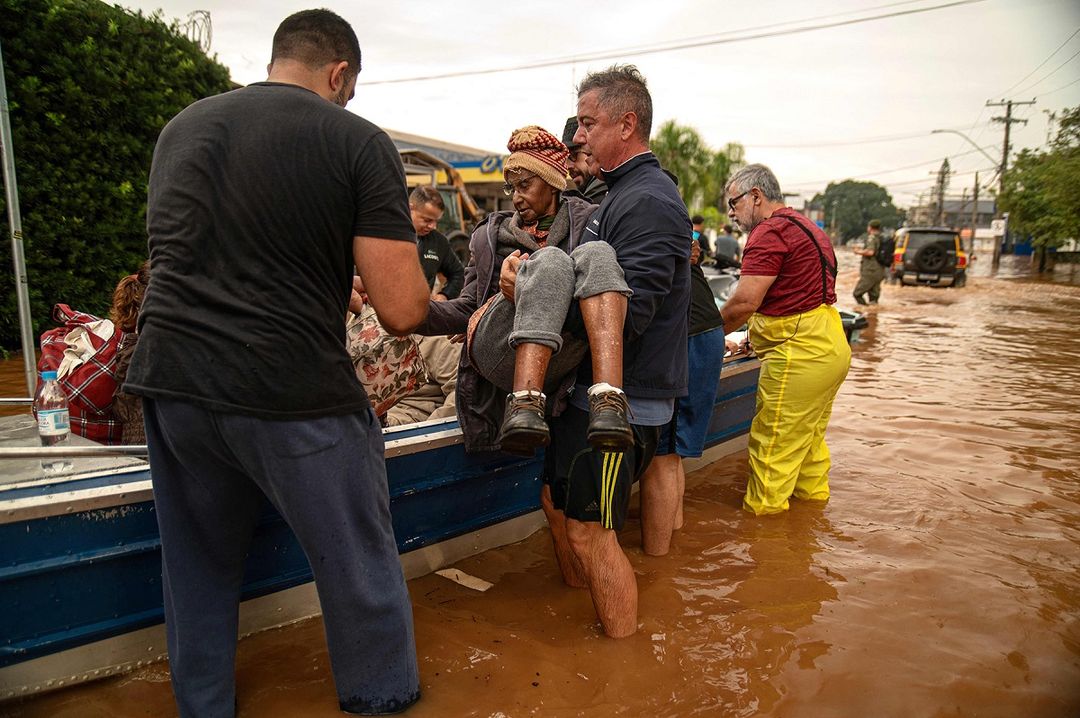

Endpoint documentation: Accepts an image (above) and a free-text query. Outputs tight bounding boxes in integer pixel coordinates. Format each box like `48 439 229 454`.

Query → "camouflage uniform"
853 232 885 304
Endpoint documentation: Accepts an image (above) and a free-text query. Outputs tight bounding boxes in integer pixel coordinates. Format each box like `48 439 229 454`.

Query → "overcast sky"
121 0 1080 208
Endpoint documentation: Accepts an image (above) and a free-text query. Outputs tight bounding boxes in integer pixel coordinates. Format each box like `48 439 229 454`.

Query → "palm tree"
650 121 745 212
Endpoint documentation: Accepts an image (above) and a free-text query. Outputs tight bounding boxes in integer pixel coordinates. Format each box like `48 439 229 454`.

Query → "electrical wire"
1012 48 1080 95
996 27 1080 97
518 0 939 65
876 165 998 188
744 125 991 148
360 0 988 86
1035 76 1080 98
783 145 996 187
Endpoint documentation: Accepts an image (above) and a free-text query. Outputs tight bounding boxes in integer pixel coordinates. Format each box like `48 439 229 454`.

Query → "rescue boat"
0 352 760 699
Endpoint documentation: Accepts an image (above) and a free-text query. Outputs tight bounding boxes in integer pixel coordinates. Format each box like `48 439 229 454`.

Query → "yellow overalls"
744 303 851 515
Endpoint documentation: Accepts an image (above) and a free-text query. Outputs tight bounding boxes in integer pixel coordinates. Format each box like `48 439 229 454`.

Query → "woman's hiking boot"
586 385 633 452
498 390 549 456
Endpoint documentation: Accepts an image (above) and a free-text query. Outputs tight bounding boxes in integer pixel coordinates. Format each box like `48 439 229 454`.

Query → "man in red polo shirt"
719 164 851 515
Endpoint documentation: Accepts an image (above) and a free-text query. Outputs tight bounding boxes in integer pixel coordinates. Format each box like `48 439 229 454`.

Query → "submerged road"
5 252 1080 717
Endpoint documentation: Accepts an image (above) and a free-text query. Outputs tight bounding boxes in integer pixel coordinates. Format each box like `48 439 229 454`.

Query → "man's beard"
333 80 351 107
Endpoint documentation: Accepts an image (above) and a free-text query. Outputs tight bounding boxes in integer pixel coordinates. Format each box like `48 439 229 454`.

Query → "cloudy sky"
122 0 1080 208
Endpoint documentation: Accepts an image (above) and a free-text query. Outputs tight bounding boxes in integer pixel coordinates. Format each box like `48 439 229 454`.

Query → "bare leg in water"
674 459 686 529
540 484 586 587
565 519 638 638
640 453 682 556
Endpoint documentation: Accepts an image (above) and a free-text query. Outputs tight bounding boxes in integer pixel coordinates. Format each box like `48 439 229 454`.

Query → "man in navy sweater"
540 64 690 638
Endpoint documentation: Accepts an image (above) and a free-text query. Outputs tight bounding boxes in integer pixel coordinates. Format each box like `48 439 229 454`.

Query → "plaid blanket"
37 304 133 445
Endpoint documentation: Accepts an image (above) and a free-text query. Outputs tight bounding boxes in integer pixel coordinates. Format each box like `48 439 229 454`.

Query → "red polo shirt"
740 207 838 316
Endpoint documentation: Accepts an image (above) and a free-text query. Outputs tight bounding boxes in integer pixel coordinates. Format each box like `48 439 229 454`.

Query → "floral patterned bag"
345 305 428 416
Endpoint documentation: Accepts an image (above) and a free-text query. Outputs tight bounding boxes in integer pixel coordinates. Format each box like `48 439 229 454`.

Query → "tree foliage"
0 0 232 348
650 120 744 225
811 180 902 243
999 105 1080 249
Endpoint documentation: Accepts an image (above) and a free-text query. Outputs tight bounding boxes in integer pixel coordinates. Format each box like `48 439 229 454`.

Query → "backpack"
875 236 895 267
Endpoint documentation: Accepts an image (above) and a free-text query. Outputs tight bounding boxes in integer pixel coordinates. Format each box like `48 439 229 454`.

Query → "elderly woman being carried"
419 125 631 456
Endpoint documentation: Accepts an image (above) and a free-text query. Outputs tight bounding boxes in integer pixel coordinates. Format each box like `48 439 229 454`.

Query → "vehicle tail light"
957 254 967 268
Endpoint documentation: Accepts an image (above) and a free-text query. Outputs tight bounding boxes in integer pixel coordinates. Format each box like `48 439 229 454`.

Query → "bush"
0 0 232 348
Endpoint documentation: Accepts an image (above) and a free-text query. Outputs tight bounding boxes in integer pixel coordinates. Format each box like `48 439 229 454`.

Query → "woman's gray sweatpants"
470 243 630 395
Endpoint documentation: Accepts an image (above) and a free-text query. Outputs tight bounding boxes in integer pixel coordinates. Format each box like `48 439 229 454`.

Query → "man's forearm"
721 299 757 334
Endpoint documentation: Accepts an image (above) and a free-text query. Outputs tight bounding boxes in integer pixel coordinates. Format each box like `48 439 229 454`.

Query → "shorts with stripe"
543 405 659 531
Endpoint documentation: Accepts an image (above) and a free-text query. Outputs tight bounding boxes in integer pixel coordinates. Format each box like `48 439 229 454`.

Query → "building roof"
942 198 996 213
385 129 501 165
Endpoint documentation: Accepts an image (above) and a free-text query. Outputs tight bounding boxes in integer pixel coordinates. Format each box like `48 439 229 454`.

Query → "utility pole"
959 187 967 231
934 158 950 226
987 99 1034 198
971 172 979 257
986 98 1034 267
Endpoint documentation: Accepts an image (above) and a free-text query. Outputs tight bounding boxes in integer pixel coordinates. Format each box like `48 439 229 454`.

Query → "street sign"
990 219 1006 236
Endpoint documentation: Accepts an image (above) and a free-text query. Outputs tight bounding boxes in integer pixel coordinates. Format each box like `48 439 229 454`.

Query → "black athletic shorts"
543 405 660 531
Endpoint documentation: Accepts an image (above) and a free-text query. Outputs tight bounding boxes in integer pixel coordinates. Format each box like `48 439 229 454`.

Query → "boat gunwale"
0 356 759 526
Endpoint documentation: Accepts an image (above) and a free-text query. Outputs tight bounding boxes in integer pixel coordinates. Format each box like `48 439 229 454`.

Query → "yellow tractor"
399 149 485 265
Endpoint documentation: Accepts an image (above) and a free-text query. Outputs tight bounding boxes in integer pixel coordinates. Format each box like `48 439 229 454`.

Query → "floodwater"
4 252 1080 717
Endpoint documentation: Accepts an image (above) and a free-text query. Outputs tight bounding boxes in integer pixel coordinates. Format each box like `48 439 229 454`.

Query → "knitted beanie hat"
503 125 571 192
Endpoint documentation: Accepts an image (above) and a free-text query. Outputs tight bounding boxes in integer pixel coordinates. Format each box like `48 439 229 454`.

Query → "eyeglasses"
502 174 538 197
727 191 750 212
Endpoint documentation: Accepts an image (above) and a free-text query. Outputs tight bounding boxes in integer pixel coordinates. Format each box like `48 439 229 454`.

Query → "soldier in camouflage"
852 219 886 305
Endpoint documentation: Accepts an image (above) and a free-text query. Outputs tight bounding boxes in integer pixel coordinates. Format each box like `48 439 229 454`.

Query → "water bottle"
34 370 72 474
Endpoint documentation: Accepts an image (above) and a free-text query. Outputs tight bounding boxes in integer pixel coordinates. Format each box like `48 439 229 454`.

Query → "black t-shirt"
417 230 464 299
688 263 723 336
125 83 415 418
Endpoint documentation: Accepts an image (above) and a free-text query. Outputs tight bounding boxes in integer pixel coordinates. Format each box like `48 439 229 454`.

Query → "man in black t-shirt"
691 214 713 261
125 10 428 716
409 185 464 300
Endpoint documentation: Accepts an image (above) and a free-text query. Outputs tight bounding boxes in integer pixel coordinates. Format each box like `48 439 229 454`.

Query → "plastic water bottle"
34 370 72 474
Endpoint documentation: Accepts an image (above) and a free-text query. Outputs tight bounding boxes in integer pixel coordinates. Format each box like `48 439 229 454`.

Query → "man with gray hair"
538 65 690 638
720 163 851 516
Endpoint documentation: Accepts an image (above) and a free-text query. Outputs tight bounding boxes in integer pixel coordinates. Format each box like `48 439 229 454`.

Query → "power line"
996 26 1080 97
1013 47 1080 95
360 0 987 86
529 0 938 65
1036 76 1080 98
957 107 990 157
783 145 993 187
877 165 997 188
745 124 991 148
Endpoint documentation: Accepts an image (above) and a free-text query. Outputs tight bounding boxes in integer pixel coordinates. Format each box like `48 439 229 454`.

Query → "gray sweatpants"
470 243 630 394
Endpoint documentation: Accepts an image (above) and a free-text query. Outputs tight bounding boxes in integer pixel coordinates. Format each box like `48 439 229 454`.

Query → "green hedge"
0 0 232 348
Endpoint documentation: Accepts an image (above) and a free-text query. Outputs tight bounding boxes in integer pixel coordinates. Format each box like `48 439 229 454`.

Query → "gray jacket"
421 195 596 452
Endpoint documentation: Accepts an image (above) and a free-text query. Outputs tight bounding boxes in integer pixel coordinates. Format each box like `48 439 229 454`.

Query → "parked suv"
892 227 967 288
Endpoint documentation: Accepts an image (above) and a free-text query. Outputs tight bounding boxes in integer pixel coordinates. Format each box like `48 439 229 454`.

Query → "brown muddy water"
3 253 1080 717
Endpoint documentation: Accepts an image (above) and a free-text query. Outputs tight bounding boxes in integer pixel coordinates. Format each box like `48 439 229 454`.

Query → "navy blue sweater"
579 152 691 398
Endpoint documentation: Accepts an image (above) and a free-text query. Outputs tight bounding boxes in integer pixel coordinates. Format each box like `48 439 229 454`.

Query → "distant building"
907 198 995 229
386 129 509 212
